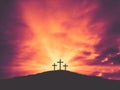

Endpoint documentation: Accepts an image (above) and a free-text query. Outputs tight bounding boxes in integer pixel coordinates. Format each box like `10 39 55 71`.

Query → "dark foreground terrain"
0 70 120 90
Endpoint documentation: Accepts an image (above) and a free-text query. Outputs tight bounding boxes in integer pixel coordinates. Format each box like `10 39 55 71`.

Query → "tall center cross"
57 59 63 70
52 63 57 71
63 64 68 71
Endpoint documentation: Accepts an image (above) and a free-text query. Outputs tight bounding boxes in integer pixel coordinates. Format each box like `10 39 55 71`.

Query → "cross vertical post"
63 64 68 71
52 63 57 71
57 59 63 70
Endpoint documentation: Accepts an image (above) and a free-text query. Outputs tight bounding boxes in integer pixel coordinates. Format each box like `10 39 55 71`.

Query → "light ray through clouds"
0 0 120 80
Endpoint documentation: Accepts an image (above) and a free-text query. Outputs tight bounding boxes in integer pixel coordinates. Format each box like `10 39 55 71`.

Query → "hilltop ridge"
0 70 119 90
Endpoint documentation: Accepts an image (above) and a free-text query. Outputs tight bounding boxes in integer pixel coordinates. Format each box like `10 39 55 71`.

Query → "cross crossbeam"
63 64 68 71
52 59 68 71
52 63 57 71
57 59 63 70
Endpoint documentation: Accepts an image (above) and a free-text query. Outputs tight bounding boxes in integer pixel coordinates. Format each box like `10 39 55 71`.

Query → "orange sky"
5 0 120 80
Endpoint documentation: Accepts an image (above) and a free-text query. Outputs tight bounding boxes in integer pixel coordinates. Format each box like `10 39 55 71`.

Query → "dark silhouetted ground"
0 70 120 90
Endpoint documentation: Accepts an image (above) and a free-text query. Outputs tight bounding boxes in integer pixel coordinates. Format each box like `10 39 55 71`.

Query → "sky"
0 0 120 80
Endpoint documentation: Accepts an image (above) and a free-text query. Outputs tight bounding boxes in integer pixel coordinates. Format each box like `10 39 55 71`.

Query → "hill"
0 70 120 90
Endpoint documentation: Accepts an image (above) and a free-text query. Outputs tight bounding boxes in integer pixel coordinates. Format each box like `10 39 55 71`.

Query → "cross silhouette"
63 64 68 71
52 63 57 71
57 59 63 70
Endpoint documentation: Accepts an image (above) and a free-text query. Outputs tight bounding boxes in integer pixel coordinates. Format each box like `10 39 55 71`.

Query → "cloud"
0 0 16 66
0 0 33 79
90 0 120 65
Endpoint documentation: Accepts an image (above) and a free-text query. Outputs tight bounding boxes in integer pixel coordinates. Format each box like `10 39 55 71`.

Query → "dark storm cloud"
103 71 120 80
93 0 120 20
92 0 120 65
103 47 119 55
93 47 119 64
92 71 120 80
0 0 18 65
109 54 120 64
0 0 38 79
0 0 17 78
0 0 28 79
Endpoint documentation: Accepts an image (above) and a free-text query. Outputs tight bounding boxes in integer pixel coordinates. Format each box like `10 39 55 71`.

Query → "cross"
52 63 57 71
57 59 63 70
63 64 68 71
